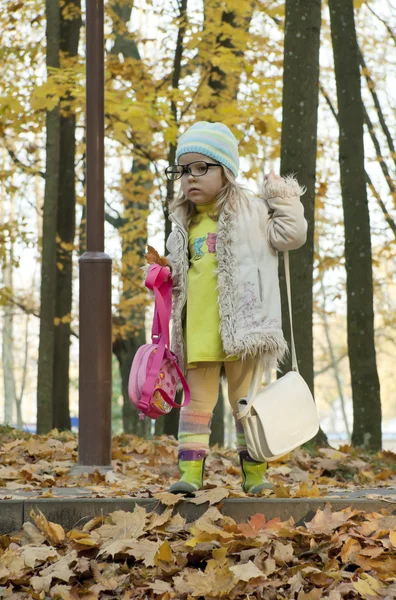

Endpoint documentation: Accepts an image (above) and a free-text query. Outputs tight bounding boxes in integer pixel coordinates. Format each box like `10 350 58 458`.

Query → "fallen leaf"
353 573 383 598
273 541 294 564
339 536 362 563
50 584 74 600
154 491 185 506
188 488 230 505
272 483 291 498
148 579 173 593
22 545 59 568
30 574 52 593
294 481 321 497
22 522 46 544
297 590 324 600
38 550 77 585
230 560 264 582
99 538 161 567
155 540 173 563
30 509 66 545
390 531 396 548
305 503 356 534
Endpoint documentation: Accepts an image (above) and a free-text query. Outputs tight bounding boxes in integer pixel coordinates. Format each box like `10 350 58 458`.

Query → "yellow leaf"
154 491 185 506
30 510 65 546
390 531 396 547
155 540 173 564
294 481 321 498
67 530 98 546
272 483 291 498
353 573 383 598
212 546 227 561
188 488 229 505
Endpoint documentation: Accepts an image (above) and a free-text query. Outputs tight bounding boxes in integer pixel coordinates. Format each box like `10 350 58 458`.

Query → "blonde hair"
169 166 250 230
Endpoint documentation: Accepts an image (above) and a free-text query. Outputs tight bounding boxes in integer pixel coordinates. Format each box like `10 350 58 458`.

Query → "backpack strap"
154 352 191 408
138 346 191 414
145 264 172 346
139 264 190 414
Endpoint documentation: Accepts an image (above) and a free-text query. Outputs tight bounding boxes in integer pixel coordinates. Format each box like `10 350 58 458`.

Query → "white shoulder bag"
236 251 320 462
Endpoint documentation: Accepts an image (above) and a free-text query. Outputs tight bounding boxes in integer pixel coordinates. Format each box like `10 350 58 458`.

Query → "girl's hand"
264 170 282 184
145 245 168 267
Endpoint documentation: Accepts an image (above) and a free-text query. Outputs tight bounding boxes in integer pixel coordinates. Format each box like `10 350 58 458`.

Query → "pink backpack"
128 263 190 419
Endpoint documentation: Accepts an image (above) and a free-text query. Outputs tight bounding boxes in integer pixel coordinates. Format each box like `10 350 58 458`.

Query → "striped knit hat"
176 121 239 177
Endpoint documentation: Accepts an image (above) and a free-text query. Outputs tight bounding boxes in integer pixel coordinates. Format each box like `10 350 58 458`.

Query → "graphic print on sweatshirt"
192 233 217 259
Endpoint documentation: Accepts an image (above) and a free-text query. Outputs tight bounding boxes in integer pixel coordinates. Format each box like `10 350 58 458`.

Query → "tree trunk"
1 191 17 426
53 0 82 431
37 0 60 434
319 273 350 439
280 0 328 446
328 0 381 451
162 0 188 439
110 1 152 436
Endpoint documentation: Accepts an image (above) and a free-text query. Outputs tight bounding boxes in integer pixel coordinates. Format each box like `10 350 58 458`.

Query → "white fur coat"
166 176 307 374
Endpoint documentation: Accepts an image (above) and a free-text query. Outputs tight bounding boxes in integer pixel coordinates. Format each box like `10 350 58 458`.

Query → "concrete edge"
0 497 394 534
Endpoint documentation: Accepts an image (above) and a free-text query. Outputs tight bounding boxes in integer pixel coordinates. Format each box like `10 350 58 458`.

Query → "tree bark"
162 0 188 439
37 0 60 434
319 273 350 438
110 1 152 437
328 0 381 451
280 0 328 446
53 0 82 431
1 191 17 426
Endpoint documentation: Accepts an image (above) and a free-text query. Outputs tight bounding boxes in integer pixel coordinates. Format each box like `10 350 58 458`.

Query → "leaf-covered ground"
0 427 396 598
0 426 395 499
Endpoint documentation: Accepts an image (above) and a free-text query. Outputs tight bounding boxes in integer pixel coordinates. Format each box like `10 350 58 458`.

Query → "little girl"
161 121 307 495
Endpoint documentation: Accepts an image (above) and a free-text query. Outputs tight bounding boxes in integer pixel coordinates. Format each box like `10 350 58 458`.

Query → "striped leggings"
178 358 255 456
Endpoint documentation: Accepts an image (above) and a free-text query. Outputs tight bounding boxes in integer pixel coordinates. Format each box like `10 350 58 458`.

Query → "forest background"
0 0 395 451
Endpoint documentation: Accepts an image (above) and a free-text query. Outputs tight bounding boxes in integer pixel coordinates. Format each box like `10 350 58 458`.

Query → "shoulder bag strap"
246 251 299 401
284 251 299 373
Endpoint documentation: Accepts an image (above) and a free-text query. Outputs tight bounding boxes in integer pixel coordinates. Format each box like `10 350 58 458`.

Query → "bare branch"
314 353 348 377
105 210 126 229
359 46 396 168
320 82 396 237
3 144 45 179
7 296 79 338
362 102 396 200
366 3 396 45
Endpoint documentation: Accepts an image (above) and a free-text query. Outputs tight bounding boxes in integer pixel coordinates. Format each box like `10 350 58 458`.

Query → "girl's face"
179 152 225 204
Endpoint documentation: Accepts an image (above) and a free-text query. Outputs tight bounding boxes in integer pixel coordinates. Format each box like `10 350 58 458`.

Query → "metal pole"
78 0 112 468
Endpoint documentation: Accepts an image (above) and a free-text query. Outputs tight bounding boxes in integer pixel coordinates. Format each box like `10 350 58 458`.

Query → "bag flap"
240 372 319 457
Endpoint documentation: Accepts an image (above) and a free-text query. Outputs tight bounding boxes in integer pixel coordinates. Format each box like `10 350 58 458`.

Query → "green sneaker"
169 450 206 494
239 450 273 494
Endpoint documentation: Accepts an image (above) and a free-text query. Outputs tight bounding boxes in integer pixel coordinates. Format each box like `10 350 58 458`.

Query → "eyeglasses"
165 161 222 181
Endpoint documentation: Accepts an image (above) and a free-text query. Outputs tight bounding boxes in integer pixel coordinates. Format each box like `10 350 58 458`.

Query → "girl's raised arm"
263 172 308 252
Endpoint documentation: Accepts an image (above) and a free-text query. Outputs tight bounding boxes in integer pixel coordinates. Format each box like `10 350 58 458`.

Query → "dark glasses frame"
165 161 222 181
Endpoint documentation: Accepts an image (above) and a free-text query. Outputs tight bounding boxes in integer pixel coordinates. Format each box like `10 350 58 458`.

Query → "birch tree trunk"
1 189 17 426
37 0 60 434
328 0 381 451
